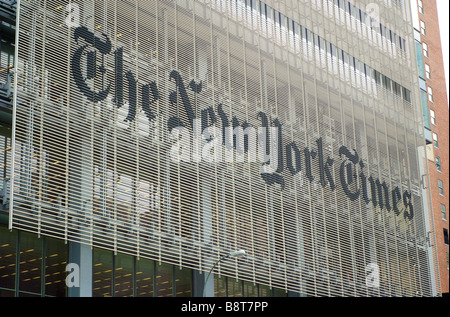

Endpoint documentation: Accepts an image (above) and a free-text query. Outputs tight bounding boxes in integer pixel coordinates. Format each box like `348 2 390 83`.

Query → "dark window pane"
19 292 41 297
156 262 173 297
0 289 15 297
175 267 192 297
114 253 134 297
136 258 154 297
243 281 258 297
214 275 227 297
273 288 288 297
92 248 113 297
44 237 67 297
258 284 272 297
0 227 17 291
19 232 42 295
227 278 243 297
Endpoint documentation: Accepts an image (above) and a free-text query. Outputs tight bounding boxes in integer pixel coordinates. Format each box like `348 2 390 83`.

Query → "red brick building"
415 0 449 296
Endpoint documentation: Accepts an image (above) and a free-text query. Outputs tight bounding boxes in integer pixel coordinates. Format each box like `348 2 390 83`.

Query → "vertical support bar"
68 242 92 297
192 269 214 297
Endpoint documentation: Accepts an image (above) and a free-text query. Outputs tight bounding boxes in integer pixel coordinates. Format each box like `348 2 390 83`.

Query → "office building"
412 0 449 296
0 0 444 297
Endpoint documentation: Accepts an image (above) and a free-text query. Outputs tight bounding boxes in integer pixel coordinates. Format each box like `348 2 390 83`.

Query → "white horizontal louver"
9 0 439 297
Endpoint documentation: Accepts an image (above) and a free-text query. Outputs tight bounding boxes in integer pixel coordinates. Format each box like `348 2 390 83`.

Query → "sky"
436 0 449 105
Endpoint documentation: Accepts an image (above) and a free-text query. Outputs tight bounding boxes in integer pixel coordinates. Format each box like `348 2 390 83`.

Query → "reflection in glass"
175 267 192 297
0 228 17 291
243 281 258 297
136 258 154 297
114 253 134 297
44 237 67 297
214 275 227 297
19 232 42 295
93 248 113 297
227 278 243 297
156 262 173 297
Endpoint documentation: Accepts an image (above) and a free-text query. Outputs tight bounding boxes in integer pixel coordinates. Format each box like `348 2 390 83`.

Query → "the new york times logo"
69 24 414 220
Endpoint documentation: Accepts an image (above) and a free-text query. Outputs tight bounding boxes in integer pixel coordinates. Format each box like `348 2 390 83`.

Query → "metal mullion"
241 9 256 287
156 0 164 266
369 91 392 295
225 0 239 283
134 0 141 261
271 1 288 291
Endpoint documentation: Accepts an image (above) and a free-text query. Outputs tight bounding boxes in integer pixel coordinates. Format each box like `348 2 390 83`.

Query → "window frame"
428 86 433 102
436 156 441 172
430 109 436 125
438 179 444 196
420 20 426 35
418 0 424 14
423 42 428 58
433 132 439 148
425 64 431 79
441 204 447 221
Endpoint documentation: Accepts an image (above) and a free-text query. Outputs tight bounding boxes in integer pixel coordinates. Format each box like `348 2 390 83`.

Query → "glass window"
420 21 426 35
0 289 15 297
447 253 449 270
428 86 433 102
44 237 68 297
444 228 449 245
403 88 411 102
92 248 113 297
273 288 288 297
227 278 243 297
393 82 401 96
373 70 381 85
441 204 447 221
0 227 17 292
430 109 436 125
433 133 438 148
19 232 43 296
423 42 428 57
156 262 173 297
418 0 424 14
135 258 154 297
243 281 258 297
175 267 192 297
436 156 441 172
382 75 392 91
425 64 431 79
214 275 227 297
260 1 266 16
258 284 273 296
114 253 134 297
438 179 444 196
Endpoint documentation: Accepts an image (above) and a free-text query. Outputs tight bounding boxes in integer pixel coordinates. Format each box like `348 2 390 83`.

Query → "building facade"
412 0 449 296
0 0 443 297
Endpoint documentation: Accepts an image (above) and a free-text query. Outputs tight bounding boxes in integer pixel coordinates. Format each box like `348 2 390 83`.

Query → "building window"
438 179 444 196
444 228 449 245
425 64 431 79
442 204 447 221
436 156 441 172
447 253 449 270
423 42 428 57
430 109 436 125
433 132 438 148
420 21 426 35
418 0 424 14
428 86 433 102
